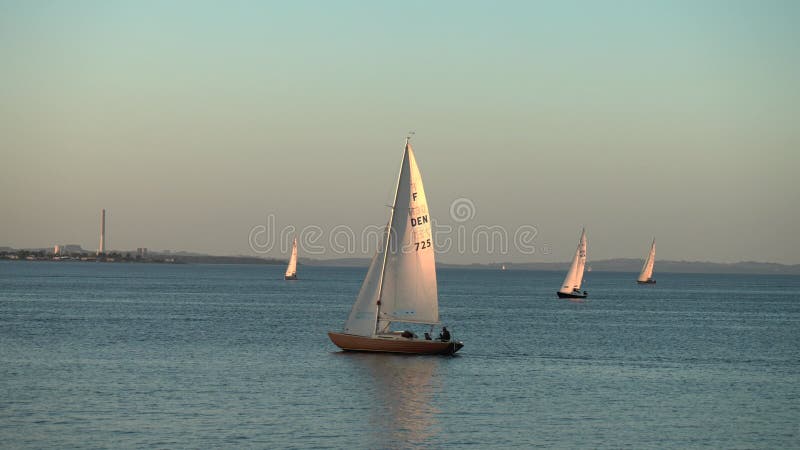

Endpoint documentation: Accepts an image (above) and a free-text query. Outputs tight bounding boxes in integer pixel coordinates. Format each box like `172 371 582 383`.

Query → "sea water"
1 261 798 448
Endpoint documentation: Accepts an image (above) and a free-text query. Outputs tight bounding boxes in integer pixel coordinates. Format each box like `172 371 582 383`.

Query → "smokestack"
98 209 105 255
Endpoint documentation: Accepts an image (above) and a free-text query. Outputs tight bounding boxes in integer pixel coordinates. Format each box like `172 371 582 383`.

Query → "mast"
373 137 409 334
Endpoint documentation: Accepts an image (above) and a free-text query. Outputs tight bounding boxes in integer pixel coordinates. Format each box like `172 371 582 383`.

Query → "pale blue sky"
1 1 798 263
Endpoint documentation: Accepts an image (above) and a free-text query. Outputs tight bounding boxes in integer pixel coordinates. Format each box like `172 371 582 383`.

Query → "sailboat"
284 236 298 280
637 238 656 284
557 228 588 299
328 137 463 355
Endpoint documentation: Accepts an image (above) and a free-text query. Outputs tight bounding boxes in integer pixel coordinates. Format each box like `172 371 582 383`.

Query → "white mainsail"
638 238 656 282
342 139 439 337
285 237 298 278
559 229 587 294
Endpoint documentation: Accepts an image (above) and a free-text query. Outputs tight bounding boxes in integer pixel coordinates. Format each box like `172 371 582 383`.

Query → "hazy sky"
1 1 798 264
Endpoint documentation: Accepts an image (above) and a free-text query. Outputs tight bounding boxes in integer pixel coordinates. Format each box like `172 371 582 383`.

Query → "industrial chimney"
98 209 106 255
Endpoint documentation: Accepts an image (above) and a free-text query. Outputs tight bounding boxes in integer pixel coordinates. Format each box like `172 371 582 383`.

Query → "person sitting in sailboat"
439 327 451 342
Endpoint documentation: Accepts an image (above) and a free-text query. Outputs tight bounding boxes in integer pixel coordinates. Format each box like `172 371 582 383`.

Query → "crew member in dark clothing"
439 326 451 342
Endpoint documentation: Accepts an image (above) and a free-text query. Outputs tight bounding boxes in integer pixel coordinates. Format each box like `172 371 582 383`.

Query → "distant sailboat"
285 237 298 280
328 137 463 355
637 238 656 284
557 229 588 299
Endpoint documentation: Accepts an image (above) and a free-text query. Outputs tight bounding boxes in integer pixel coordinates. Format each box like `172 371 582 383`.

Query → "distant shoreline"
301 257 800 275
0 251 285 266
2 251 798 275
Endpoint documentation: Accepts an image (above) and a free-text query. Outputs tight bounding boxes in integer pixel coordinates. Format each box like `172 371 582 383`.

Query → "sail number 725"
414 239 432 251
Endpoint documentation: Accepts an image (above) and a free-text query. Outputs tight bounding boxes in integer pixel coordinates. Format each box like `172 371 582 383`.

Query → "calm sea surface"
1 261 799 448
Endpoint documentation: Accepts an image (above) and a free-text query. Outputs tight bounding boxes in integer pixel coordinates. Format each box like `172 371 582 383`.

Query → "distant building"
136 248 148 258
53 244 85 255
62 244 83 254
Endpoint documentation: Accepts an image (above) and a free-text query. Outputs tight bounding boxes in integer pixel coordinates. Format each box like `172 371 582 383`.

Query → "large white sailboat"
284 236 298 280
637 238 656 284
557 228 588 299
328 138 463 355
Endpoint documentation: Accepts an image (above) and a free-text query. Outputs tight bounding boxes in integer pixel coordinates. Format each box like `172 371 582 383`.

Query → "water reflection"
343 353 442 448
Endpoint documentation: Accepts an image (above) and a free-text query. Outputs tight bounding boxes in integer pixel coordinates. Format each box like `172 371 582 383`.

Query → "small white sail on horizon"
638 238 656 282
558 229 587 296
343 138 439 337
285 237 298 280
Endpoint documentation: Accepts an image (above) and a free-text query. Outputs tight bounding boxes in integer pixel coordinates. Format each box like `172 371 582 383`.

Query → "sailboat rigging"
284 236 298 280
557 229 588 299
637 238 656 284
